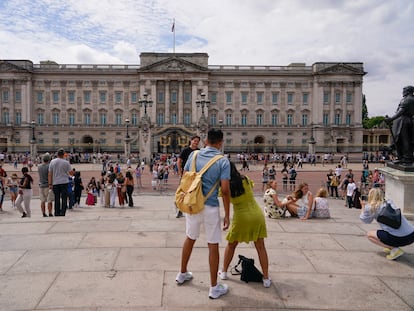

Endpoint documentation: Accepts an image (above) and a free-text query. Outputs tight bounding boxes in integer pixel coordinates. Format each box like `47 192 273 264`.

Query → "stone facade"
0 53 366 160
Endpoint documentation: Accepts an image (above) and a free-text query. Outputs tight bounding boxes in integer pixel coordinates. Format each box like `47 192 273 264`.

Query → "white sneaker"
209 283 228 299
175 271 193 285
263 278 272 288
218 270 228 280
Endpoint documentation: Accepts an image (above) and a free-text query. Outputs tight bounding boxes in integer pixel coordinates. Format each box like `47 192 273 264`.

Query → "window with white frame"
287 114 293 125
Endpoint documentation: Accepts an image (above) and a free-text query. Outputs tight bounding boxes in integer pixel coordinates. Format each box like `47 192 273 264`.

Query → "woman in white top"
360 188 414 260
295 183 313 219
302 187 330 219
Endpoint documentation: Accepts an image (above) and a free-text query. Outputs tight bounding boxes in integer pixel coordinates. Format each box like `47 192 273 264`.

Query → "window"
256 114 263 126
302 93 309 105
184 92 191 103
346 113 352 125
323 113 329 126
272 92 278 105
302 114 308 126
85 113 91 125
115 113 122 125
346 92 353 104
226 92 232 104
52 112 60 125
184 112 191 126
131 113 138 125
241 92 248 105
131 92 138 103
158 91 164 103
241 113 247 126
52 91 59 104
37 91 43 103
271 114 278 126
323 92 329 104
15 90 21 102
287 93 294 104
84 91 91 104
210 92 217 104
171 91 177 103
69 112 75 125
99 91 107 103
68 91 75 104
287 114 293 126
171 113 177 125
2 111 9 124
226 113 232 126
210 113 217 126
287 139 293 145
335 113 341 125
157 112 164 126
256 92 263 104
15 111 21 125
37 112 44 125
100 113 107 125
335 92 341 104
115 91 122 104
2 90 9 102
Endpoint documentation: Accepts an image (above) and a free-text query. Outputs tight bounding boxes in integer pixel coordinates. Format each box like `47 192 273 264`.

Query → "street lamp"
139 92 153 117
125 118 130 139
30 120 36 142
196 92 210 116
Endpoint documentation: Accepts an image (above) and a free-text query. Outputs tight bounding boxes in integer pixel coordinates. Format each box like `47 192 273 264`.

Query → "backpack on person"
175 151 223 215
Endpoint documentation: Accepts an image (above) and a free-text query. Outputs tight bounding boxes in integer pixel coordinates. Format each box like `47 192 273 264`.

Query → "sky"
1 0 413 117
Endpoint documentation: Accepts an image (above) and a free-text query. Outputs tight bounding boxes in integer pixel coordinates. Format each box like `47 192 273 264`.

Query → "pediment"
0 61 31 73
316 63 364 75
140 57 208 72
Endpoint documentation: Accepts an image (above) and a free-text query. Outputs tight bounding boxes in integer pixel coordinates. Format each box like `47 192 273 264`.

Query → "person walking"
16 167 33 218
219 162 271 288
176 129 231 299
38 153 54 217
48 149 71 216
360 188 414 260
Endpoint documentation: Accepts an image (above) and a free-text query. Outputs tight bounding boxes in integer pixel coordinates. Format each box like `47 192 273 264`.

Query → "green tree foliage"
361 94 386 129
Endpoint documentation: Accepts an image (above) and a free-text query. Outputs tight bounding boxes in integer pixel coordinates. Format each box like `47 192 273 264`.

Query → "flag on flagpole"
171 19 175 32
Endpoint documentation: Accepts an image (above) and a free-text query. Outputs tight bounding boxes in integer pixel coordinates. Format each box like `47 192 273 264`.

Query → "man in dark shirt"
175 135 200 218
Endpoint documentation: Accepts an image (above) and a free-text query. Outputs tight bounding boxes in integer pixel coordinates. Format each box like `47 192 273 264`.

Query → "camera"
361 195 368 201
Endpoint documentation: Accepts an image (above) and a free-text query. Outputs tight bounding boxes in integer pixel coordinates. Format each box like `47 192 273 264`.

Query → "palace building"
0 53 366 160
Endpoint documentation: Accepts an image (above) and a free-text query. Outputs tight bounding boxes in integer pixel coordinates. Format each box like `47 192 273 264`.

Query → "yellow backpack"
175 151 223 215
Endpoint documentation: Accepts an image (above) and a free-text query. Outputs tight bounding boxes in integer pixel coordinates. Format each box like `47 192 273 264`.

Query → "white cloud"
0 0 412 117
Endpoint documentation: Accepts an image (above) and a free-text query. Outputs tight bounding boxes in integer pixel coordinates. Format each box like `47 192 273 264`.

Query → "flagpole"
172 18 176 55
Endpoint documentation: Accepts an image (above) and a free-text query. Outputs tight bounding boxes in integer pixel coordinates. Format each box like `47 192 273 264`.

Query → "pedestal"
380 167 414 215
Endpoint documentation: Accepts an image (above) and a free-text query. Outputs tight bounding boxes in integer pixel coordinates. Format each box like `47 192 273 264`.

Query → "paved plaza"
0 162 414 310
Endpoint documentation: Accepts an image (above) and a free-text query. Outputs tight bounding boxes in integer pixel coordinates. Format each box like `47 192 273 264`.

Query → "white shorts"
185 205 222 244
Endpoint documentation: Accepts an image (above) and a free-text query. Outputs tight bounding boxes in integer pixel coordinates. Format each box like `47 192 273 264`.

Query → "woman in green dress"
219 162 271 288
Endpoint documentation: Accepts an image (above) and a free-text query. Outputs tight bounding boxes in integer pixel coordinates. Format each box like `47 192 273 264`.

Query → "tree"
361 94 385 128
362 94 368 121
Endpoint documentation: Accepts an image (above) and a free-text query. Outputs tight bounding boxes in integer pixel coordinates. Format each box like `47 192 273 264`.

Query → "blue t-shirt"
184 146 230 207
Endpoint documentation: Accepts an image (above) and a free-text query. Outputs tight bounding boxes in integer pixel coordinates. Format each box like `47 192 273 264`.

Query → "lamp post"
308 124 316 155
196 93 210 116
30 120 36 161
139 92 153 117
125 118 131 161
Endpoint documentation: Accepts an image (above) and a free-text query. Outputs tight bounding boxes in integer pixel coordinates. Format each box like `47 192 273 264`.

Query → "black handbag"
231 255 263 283
377 201 401 229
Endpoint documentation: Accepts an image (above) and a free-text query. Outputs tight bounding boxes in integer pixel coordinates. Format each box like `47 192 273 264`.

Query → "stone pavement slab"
0 195 413 310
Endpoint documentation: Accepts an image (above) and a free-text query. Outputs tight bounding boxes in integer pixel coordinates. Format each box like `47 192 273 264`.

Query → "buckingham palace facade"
0 52 365 160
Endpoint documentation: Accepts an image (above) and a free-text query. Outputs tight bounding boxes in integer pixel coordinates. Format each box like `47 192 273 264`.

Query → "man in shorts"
176 129 231 299
38 153 54 217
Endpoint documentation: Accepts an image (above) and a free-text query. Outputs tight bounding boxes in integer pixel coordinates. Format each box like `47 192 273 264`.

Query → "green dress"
226 177 267 243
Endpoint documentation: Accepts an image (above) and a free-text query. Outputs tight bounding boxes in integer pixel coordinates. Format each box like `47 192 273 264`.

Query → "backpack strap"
190 150 200 173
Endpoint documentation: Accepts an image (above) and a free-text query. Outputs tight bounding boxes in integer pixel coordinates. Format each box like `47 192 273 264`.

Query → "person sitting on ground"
304 187 330 219
285 182 313 219
263 180 294 219
359 188 414 260
219 162 271 288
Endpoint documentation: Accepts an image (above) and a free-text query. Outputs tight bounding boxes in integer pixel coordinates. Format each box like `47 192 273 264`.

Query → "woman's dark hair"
229 162 245 198
125 171 133 180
